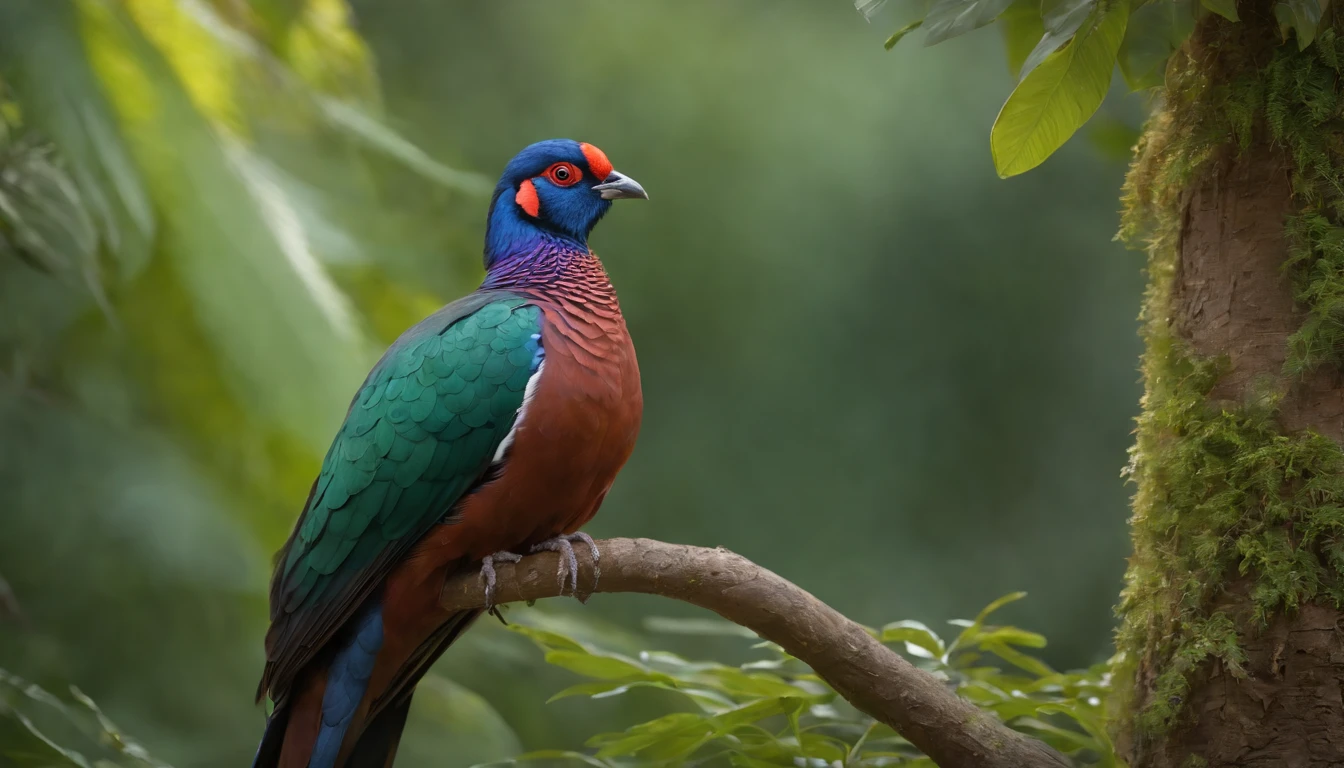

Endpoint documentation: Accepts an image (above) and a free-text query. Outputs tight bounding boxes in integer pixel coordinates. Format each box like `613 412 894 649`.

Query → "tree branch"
440 537 1070 768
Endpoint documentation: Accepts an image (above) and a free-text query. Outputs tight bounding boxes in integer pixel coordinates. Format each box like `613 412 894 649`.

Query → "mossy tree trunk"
1115 3 1344 766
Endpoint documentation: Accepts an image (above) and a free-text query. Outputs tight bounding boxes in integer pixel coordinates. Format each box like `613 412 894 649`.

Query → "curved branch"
440 537 1070 768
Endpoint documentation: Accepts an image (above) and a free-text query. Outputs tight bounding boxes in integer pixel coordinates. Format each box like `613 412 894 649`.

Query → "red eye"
544 162 581 187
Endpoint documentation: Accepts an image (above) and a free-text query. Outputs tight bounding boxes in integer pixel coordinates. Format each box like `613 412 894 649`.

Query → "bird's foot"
479 550 524 611
529 532 601 602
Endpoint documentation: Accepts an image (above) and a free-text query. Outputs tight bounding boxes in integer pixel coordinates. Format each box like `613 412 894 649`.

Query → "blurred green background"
0 1 1143 766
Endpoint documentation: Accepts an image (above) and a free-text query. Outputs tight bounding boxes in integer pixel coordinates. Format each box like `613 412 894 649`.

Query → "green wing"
259 293 543 700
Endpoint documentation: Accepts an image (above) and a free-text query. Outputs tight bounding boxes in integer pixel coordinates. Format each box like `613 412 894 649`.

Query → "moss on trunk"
1114 7 1344 766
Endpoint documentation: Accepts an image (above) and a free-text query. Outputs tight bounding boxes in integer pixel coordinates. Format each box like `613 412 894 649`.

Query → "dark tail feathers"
345 696 413 768
252 703 291 768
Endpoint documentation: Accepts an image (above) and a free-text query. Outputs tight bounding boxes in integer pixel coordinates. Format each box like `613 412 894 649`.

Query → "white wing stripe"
492 360 545 464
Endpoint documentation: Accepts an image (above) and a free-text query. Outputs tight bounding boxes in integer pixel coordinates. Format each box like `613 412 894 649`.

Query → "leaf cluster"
486 595 1119 768
0 0 494 544
866 0 1336 176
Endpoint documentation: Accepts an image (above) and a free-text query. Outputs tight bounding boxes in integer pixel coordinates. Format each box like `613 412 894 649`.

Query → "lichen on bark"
1113 11 1344 765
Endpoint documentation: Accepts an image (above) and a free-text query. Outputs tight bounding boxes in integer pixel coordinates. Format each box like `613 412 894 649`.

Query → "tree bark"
440 537 1071 768
1115 6 1344 765
1166 153 1344 767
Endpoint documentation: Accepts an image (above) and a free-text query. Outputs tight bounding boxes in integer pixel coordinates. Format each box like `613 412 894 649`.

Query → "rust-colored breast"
448 253 643 560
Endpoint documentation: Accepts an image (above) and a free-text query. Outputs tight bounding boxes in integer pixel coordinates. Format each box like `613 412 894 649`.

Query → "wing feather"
256 292 543 703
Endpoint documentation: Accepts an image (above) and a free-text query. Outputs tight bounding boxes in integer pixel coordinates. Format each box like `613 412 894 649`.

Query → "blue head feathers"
484 139 647 268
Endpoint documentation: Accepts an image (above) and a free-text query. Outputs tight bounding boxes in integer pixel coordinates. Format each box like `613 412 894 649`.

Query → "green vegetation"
3 596 1118 768
877 0 1334 177
496 595 1117 768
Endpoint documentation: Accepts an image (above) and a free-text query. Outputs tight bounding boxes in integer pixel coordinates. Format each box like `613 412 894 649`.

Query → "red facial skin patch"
515 178 540 217
580 143 613 181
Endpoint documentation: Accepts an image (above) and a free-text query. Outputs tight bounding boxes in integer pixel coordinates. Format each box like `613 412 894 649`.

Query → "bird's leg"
529 532 601 602
479 551 523 611
570 532 601 589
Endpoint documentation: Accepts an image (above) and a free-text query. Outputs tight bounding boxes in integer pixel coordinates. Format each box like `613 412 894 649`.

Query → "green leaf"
922 0 1016 45
712 697 803 732
884 19 924 49
1019 0 1098 78
977 626 1048 648
990 2 1128 177
998 0 1047 76
949 592 1029 652
506 624 589 653
878 620 947 659
1201 0 1240 21
796 732 849 762
696 667 815 699
546 679 650 702
973 591 1021 626
543 650 663 681
982 640 1056 676
1274 0 1324 49
1118 0 1195 90
588 713 711 758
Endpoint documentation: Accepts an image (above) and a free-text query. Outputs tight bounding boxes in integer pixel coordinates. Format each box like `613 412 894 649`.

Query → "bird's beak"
594 170 649 200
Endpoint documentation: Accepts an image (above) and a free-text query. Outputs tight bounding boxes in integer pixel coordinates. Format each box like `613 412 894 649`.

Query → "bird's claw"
530 532 601 602
479 550 523 610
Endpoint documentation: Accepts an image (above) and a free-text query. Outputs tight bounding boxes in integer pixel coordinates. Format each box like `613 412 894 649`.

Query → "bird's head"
484 139 647 267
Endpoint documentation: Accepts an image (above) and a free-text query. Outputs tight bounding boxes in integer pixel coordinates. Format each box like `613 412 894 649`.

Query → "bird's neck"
483 188 589 266
482 194 613 295
482 236 610 294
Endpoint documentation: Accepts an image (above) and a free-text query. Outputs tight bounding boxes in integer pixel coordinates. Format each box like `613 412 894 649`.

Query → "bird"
251 138 647 768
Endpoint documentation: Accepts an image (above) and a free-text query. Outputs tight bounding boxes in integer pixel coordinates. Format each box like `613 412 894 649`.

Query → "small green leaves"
990 1 1129 177
878 619 947 659
543 650 664 681
508 594 1114 767
1201 0 1240 21
884 19 923 49
922 0 1017 45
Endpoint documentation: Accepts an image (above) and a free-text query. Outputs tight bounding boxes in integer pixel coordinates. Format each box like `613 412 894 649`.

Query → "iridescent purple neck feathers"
482 237 607 292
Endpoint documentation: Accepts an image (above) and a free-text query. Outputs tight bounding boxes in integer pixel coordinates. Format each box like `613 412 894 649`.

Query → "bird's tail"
249 668 405 768
344 696 413 768
252 703 291 768
251 608 482 768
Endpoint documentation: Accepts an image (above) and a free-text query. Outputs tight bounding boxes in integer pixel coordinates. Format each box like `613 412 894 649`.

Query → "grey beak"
594 170 649 200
